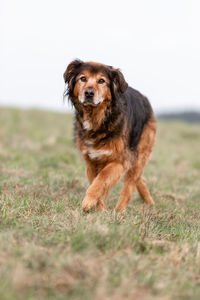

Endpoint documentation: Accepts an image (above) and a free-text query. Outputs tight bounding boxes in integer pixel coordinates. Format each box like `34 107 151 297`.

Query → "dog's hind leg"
115 156 154 212
114 171 154 212
85 159 97 184
114 170 136 212
136 176 154 205
86 166 96 184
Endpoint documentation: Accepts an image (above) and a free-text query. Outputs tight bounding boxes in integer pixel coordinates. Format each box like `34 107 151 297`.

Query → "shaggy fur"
63 59 156 212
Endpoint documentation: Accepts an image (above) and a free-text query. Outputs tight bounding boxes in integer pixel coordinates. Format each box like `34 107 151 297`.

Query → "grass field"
0 107 200 300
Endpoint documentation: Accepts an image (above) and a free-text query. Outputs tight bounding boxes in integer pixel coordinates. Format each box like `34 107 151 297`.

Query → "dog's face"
73 69 111 107
63 60 128 107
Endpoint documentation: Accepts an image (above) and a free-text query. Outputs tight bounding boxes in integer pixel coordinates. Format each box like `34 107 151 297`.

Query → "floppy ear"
110 67 128 95
63 59 83 97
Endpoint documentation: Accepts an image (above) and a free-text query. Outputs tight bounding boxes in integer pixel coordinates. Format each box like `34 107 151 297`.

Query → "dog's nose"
85 88 94 98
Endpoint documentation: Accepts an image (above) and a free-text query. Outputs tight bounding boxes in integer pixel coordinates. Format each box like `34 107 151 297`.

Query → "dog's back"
124 87 153 151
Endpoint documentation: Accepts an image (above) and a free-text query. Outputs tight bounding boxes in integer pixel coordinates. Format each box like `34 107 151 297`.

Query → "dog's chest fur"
74 101 125 162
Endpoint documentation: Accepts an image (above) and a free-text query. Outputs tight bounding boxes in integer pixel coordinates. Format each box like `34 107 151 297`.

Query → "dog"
63 60 156 212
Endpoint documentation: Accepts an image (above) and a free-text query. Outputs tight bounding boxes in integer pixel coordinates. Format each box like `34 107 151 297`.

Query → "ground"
0 107 200 300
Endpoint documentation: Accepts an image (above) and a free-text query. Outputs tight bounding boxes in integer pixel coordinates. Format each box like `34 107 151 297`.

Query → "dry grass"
0 107 200 299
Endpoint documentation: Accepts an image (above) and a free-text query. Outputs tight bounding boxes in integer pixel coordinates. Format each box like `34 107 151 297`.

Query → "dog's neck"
83 101 110 130
74 99 112 132
74 96 125 146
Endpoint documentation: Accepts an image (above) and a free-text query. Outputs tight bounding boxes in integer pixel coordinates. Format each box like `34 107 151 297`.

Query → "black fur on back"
124 87 153 151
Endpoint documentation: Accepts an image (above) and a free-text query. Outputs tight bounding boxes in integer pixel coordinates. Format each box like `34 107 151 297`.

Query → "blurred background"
1 0 200 118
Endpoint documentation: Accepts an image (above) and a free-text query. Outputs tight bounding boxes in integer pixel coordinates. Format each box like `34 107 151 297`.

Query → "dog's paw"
144 196 155 206
82 195 97 211
114 205 126 213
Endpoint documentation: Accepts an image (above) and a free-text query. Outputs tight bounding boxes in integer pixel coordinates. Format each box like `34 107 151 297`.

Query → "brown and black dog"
63 60 156 212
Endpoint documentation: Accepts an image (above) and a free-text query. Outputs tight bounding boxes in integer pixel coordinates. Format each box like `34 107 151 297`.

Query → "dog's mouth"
83 102 100 107
83 98 100 107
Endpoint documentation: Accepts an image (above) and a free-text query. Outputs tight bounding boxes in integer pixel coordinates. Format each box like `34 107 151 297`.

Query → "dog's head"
63 60 128 107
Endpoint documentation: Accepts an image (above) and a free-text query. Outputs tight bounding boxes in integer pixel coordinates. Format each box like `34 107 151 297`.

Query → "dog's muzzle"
83 88 98 106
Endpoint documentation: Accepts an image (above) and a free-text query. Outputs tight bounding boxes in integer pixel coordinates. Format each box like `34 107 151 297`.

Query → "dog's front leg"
85 162 97 184
82 162 124 211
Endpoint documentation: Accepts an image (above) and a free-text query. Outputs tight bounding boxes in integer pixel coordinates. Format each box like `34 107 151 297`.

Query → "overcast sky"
0 0 200 113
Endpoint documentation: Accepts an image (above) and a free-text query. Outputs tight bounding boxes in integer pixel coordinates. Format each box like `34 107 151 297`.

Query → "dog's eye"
98 78 105 84
80 76 87 82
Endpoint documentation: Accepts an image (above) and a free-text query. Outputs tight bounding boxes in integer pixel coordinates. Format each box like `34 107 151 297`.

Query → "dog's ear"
109 67 128 95
63 59 83 96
